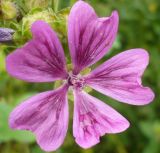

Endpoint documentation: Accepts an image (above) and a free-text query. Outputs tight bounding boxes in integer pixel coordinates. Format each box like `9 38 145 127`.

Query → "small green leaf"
0 102 35 143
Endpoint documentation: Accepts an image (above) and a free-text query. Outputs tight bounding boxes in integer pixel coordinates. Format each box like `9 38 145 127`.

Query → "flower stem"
54 0 59 12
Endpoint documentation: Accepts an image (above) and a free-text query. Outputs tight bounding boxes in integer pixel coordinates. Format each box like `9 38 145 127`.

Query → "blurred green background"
0 0 160 153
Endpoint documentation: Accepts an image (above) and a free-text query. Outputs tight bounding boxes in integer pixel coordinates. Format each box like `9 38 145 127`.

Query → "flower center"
67 74 85 89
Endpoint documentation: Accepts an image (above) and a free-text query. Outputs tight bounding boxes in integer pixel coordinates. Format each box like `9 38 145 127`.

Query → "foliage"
0 0 160 153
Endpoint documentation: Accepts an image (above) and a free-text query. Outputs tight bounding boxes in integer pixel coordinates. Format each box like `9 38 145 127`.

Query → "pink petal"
6 20 67 82
9 85 69 152
85 49 155 105
68 1 119 74
73 90 129 149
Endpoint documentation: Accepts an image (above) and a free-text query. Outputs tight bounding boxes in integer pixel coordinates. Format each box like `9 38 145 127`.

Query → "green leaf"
0 102 35 143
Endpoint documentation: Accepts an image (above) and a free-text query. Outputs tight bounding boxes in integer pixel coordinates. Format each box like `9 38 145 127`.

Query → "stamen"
67 73 85 90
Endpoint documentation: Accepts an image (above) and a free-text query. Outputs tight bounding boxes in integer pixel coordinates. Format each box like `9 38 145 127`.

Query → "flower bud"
1 1 17 19
0 28 15 43
22 10 55 32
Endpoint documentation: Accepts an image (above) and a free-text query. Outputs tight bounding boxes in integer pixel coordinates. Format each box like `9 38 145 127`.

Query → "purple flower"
6 1 154 152
0 28 14 43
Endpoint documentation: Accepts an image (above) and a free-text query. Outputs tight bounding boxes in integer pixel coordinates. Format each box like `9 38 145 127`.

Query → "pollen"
67 73 85 89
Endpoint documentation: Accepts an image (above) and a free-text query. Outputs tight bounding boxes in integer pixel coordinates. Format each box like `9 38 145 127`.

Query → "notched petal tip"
73 90 130 149
85 49 154 105
75 116 129 149
68 2 119 73
8 85 69 152
6 19 67 82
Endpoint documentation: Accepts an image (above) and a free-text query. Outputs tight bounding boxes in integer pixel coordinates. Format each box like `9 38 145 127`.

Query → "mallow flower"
0 28 14 43
6 1 154 152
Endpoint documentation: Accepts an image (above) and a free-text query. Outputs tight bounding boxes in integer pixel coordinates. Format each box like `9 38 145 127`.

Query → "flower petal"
9 85 69 152
85 49 155 105
73 90 129 149
68 1 119 74
6 20 67 82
